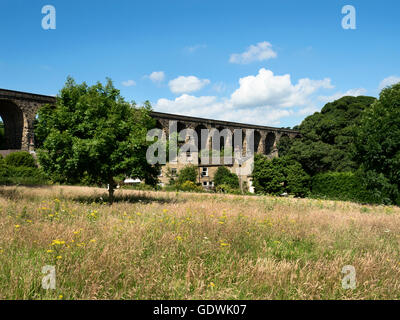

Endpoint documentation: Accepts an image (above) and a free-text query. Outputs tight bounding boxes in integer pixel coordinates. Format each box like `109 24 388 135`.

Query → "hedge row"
311 171 390 205
0 152 48 186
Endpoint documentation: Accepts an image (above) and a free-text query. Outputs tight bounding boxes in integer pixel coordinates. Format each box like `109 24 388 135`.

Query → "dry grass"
0 185 400 300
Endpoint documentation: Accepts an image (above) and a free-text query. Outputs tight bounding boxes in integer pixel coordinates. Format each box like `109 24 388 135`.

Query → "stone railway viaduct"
0 88 300 158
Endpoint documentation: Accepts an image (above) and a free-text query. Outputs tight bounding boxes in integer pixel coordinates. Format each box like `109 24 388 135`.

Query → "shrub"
0 156 9 183
252 154 310 197
216 183 242 195
4 151 36 168
0 165 48 185
310 170 391 204
179 181 203 192
311 172 359 201
214 166 240 189
176 165 198 185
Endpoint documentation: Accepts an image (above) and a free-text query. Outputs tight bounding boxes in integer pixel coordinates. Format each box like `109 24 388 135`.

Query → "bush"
214 166 240 189
216 183 242 195
310 170 391 204
176 165 198 185
0 153 48 185
252 154 310 197
311 172 360 201
0 156 9 183
178 181 204 192
0 165 48 185
4 151 36 168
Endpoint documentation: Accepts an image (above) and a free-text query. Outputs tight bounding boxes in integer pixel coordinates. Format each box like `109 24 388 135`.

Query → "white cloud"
379 76 400 90
154 94 292 126
229 41 277 64
169 76 210 94
148 71 165 83
212 82 227 93
230 68 333 108
121 80 136 87
184 44 207 53
155 69 333 126
318 88 367 104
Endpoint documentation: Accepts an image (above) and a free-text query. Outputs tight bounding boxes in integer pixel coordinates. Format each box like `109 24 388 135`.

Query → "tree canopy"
35 77 159 203
278 96 376 175
354 83 400 205
214 166 239 189
252 154 310 197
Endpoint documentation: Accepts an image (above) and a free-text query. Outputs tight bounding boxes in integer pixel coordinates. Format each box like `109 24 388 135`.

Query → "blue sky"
0 0 399 127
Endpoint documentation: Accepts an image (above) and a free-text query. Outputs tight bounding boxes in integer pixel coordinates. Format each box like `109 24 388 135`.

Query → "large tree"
279 96 376 175
354 83 400 205
36 77 159 203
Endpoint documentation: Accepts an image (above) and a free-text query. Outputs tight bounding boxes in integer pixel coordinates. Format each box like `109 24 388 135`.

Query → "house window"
203 181 208 186
186 151 192 157
201 167 208 177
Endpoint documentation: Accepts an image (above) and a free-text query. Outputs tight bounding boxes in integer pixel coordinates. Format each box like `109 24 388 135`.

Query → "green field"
1 185 400 300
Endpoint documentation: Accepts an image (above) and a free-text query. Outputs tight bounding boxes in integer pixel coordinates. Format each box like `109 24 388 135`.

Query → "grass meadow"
0 185 400 300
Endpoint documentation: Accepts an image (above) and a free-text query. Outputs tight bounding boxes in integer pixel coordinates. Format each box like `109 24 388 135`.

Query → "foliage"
178 180 204 192
4 151 37 168
0 155 7 178
281 96 376 176
35 77 159 203
276 135 293 157
311 170 394 205
354 83 400 205
215 183 242 195
0 163 48 186
0 152 47 185
213 166 239 189
176 165 198 185
252 154 310 197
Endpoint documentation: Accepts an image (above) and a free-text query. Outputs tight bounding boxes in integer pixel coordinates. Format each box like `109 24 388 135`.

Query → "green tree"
354 83 400 205
276 135 293 157
252 154 310 197
35 77 159 203
214 166 239 189
176 165 198 185
283 96 376 176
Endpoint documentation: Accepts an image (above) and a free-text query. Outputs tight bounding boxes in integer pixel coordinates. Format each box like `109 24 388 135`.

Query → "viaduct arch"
0 89 300 158
0 89 55 156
